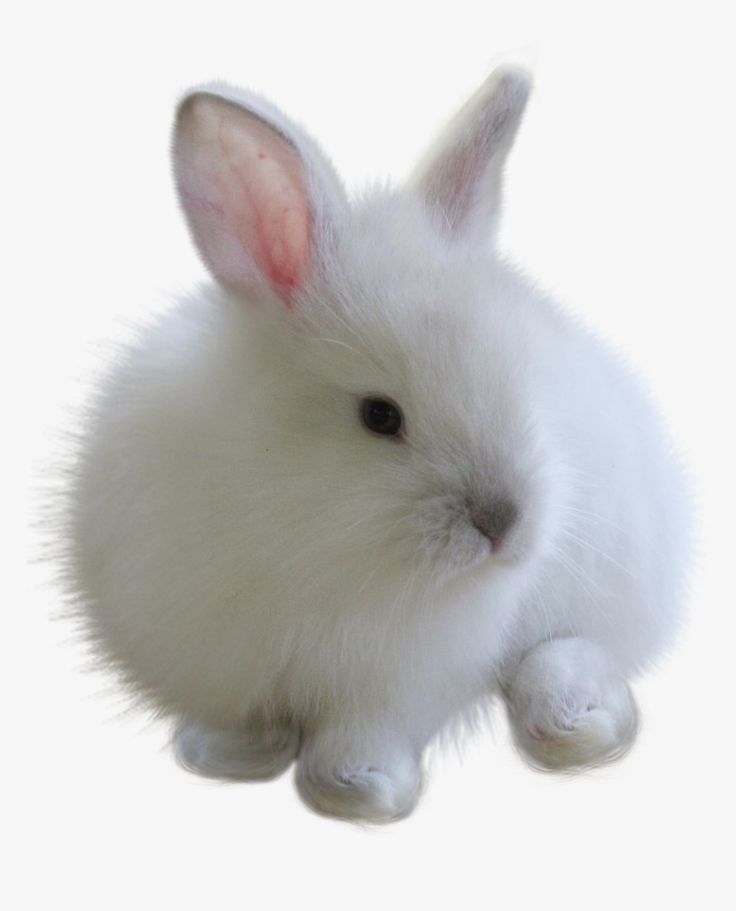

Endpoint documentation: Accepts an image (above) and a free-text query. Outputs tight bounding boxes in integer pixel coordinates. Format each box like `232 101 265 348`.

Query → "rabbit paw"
174 716 300 781
296 739 422 823
504 638 638 771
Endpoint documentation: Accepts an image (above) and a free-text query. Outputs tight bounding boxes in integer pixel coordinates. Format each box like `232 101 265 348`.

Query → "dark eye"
360 397 404 437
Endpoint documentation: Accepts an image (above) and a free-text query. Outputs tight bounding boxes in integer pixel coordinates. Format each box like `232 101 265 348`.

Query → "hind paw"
174 716 300 782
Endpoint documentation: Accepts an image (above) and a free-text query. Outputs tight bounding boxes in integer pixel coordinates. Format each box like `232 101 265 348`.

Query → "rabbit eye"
360 397 404 437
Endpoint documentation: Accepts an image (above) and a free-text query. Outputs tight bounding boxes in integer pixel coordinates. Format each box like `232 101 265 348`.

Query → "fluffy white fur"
65 68 690 822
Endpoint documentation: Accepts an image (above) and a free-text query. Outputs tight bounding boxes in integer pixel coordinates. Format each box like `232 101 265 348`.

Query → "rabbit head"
173 68 566 590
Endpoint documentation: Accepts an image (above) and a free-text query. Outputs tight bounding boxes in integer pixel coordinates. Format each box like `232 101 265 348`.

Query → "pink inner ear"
221 111 311 297
430 141 481 231
176 95 312 304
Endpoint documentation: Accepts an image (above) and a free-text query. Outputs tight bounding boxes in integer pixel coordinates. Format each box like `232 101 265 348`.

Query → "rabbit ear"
408 67 531 240
174 86 347 305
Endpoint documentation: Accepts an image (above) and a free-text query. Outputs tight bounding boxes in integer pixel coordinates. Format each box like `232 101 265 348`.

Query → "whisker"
558 504 625 533
558 528 639 580
547 545 619 635
548 543 606 601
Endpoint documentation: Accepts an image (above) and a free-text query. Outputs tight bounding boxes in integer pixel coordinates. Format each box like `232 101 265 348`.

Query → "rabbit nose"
470 498 519 549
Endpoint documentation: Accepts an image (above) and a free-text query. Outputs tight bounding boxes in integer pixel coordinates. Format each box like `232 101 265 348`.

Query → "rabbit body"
67 70 690 821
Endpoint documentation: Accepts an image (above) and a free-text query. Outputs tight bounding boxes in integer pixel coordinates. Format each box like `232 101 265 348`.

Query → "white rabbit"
66 68 691 822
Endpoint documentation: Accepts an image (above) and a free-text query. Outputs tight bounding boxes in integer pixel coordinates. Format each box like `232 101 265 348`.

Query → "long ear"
173 84 347 305
408 67 531 240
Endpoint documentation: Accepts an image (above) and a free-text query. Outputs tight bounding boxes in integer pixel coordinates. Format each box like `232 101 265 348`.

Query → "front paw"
513 690 638 771
295 743 422 823
505 638 639 771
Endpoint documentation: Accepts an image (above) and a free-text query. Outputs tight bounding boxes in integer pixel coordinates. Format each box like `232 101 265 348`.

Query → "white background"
6 1 735 908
